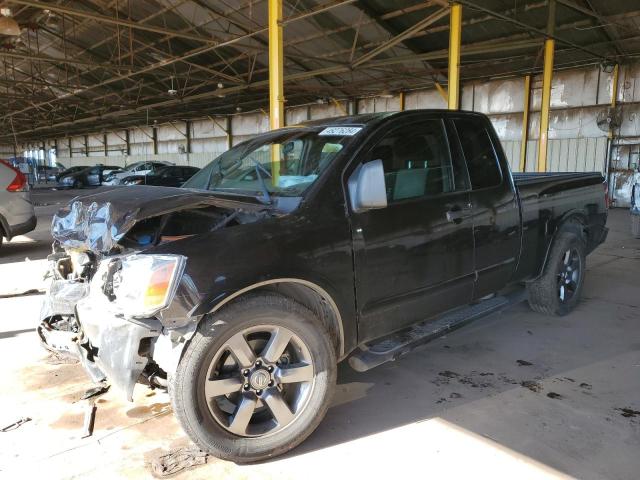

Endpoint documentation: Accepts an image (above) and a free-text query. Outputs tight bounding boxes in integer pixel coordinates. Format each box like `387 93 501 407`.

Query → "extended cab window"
367 120 466 203
454 118 502 189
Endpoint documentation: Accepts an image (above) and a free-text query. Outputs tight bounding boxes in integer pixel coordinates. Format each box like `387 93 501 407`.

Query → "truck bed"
512 171 603 186
512 170 607 281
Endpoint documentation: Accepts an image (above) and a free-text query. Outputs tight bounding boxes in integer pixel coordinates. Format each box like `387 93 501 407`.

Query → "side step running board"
348 290 527 372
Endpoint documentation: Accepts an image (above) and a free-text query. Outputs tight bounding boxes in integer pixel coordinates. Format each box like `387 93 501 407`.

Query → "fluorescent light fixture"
0 9 20 36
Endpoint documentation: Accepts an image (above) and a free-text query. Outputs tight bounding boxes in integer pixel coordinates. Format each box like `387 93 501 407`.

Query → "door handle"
446 205 471 224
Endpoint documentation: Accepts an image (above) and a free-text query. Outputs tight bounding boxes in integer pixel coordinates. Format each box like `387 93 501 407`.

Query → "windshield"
183 126 360 200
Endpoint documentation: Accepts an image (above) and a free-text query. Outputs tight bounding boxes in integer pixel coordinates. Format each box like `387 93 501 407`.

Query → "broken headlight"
110 254 186 317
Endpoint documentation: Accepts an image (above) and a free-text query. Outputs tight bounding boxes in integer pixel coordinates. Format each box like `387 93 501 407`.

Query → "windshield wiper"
249 158 272 205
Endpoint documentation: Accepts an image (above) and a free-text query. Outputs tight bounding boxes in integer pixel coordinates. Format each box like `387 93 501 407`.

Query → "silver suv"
0 160 36 251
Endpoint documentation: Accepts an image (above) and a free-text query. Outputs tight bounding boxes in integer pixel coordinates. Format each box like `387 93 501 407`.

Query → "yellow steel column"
537 39 554 172
537 0 556 172
399 91 405 111
519 75 531 172
268 0 283 185
447 3 462 110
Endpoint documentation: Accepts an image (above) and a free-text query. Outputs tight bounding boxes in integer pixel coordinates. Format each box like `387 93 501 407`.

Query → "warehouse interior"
1 1 639 478
0 1 639 202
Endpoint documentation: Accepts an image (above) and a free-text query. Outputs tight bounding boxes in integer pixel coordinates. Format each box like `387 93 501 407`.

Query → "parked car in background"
58 165 119 188
102 161 173 185
0 160 36 251
99 164 122 177
55 166 90 182
122 165 200 187
38 162 67 182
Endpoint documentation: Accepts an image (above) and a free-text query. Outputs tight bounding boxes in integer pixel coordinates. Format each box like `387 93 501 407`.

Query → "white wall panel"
286 106 310 125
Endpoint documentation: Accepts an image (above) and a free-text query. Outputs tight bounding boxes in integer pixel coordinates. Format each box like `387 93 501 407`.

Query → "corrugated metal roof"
1 0 639 141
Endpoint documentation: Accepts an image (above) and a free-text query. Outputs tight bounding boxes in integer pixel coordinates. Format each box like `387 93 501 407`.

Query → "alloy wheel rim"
557 248 581 303
204 325 315 437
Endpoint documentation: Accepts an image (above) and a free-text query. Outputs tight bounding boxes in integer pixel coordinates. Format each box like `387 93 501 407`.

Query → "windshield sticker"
318 126 362 136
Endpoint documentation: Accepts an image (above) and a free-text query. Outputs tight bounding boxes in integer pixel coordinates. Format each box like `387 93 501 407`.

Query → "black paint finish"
79 111 610 358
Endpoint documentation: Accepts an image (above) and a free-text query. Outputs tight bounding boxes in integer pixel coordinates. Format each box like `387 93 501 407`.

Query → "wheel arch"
203 279 346 360
0 212 10 240
536 211 588 279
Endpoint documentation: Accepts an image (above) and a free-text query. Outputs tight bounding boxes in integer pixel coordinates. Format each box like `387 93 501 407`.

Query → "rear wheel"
170 293 336 463
527 228 586 316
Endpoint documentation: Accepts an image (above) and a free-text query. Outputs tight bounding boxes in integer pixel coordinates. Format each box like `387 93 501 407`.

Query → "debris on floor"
150 446 210 478
80 383 110 438
616 407 640 418
521 380 543 393
1 416 31 432
45 351 79 365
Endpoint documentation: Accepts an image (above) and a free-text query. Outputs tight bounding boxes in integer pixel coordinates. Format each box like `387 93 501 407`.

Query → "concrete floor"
0 188 638 479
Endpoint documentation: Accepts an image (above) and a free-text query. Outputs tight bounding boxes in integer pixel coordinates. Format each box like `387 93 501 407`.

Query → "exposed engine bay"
38 186 272 398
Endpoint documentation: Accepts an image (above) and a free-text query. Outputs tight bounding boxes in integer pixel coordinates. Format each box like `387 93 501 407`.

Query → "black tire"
170 293 336 463
527 227 586 316
631 214 640 239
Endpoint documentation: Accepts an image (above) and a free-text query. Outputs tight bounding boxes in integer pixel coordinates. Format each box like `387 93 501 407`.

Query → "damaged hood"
51 186 265 252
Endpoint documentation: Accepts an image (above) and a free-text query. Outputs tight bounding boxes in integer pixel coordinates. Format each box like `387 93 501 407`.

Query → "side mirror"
348 159 388 212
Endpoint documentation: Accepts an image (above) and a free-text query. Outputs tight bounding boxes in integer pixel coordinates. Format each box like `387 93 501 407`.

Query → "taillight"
603 181 609 208
0 160 28 192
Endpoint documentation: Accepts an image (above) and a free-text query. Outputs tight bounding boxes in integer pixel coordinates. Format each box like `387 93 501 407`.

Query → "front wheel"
170 293 336 463
527 229 586 316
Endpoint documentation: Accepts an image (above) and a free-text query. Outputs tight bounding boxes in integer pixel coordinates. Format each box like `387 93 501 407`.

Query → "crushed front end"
37 187 266 400
39 249 188 399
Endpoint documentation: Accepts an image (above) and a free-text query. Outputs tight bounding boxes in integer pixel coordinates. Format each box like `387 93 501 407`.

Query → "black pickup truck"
39 110 608 462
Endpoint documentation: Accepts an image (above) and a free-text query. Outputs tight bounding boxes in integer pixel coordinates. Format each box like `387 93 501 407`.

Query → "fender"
534 209 588 279
0 212 11 240
190 277 347 359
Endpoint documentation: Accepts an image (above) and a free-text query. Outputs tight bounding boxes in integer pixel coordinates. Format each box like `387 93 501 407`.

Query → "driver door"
350 118 475 342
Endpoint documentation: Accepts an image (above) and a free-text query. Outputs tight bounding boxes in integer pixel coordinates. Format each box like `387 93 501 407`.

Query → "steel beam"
457 0 607 61
11 0 218 45
0 38 545 139
226 116 233 150
435 82 448 102
0 51 132 70
2 0 351 123
352 7 448 67
519 75 531 172
538 0 557 173
448 3 462 110
186 121 192 154
152 127 158 155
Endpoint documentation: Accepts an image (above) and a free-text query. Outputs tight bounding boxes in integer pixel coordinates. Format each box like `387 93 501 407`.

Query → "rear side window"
454 118 502 189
